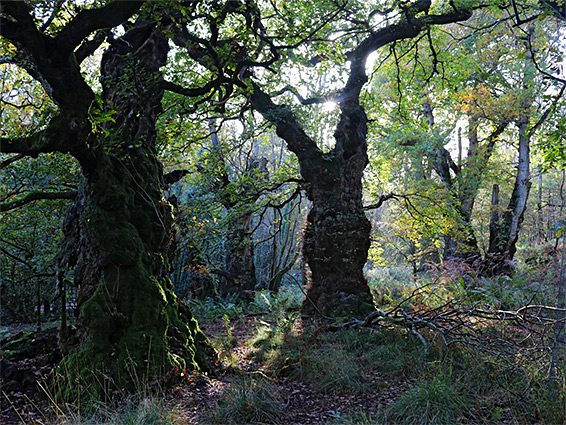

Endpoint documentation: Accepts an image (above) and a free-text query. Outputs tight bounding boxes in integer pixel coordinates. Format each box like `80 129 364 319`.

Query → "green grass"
202 375 288 424
52 394 178 425
384 373 471 425
297 346 365 394
246 310 300 370
342 329 428 377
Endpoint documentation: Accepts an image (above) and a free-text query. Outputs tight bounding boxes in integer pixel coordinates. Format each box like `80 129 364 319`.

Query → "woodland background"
1 0 566 423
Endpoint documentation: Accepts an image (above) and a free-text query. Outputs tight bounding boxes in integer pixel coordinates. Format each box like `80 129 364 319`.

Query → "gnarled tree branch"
54 1 145 54
0 154 25 169
0 190 77 212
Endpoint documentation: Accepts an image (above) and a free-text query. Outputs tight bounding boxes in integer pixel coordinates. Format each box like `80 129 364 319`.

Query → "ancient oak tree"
169 0 475 315
0 1 211 395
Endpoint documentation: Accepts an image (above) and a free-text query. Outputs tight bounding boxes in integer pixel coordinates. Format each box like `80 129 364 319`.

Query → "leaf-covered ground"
1 302 563 424
172 316 415 424
0 317 416 424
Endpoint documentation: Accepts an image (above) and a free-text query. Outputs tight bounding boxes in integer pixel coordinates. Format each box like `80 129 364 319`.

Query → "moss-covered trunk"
56 22 210 396
442 206 481 263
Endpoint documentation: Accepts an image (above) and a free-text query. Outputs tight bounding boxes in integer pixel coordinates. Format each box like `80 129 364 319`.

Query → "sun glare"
323 101 337 111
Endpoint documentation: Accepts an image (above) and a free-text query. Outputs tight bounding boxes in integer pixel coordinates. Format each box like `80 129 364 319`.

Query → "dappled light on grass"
4 275 566 424
385 374 471 425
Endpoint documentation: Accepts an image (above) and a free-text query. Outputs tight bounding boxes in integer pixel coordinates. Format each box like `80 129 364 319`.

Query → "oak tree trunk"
301 154 374 316
223 211 257 296
56 22 211 396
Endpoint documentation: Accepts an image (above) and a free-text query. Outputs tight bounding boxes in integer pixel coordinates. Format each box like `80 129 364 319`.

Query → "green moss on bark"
57 267 211 400
53 22 215 400
56 153 213 400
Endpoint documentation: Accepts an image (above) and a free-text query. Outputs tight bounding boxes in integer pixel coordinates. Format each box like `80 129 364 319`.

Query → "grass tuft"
297 347 365 394
385 373 470 425
202 375 288 424
53 394 177 424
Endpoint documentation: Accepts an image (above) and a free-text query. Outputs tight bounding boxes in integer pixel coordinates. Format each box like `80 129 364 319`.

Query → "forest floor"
1 316 415 425
1 281 563 425
173 316 415 424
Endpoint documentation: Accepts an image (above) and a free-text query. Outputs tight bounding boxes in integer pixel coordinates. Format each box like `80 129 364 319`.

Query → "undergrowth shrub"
188 283 303 323
188 294 244 322
367 266 414 307
474 275 551 310
249 285 303 313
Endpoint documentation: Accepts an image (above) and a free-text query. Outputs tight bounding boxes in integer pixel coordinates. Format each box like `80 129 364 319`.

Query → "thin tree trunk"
537 168 545 243
489 184 501 250
487 121 532 274
549 238 566 384
506 121 532 257
36 279 42 331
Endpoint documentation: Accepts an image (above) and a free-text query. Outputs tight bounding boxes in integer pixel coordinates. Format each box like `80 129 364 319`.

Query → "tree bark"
224 210 257 296
0 5 212 395
487 120 532 274
58 152 210 395
301 150 374 316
